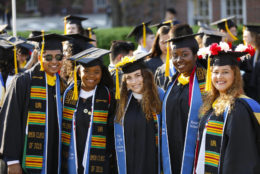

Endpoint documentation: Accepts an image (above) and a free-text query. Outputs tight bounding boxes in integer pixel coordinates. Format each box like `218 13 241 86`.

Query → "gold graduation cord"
225 20 238 41
115 68 120 99
64 17 67 34
142 23 146 48
73 62 78 101
205 56 211 92
46 73 56 86
88 28 92 39
165 41 170 77
40 30 45 71
177 73 190 85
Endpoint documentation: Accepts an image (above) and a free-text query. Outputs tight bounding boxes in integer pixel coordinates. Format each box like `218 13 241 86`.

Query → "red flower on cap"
245 44 255 57
209 43 222 55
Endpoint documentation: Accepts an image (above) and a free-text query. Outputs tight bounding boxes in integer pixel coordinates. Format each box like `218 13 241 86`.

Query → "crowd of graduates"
0 8 259 174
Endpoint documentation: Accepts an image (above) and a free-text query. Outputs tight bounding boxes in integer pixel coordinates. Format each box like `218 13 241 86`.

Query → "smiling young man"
0 33 69 174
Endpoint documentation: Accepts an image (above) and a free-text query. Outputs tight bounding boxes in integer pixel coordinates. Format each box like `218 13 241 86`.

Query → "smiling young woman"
114 53 164 174
194 46 260 174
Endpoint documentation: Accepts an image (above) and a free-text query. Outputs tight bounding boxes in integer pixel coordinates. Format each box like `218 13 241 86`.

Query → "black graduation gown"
0 68 60 173
165 80 190 174
197 99 260 174
145 57 164 74
124 97 158 174
75 96 92 174
243 53 260 103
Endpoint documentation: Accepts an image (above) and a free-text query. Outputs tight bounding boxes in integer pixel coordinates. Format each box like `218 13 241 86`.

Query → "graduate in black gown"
161 33 206 174
0 33 69 173
194 46 260 174
64 15 87 35
114 52 164 174
145 26 171 74
61 47 116 174
242 25 260 103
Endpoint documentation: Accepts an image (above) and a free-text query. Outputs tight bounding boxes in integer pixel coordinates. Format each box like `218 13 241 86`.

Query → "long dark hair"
150 26 170 58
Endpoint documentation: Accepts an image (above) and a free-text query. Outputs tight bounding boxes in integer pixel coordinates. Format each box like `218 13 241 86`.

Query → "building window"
188 0 212 25
26 0 38 11
96 0 107 9
221 0 246 24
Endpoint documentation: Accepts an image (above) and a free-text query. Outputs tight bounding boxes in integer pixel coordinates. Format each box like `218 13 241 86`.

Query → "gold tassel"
13 45 18 74
72 62 78 101
243 26 246 45
225 20 238 41
64 17 67 34
142 22 146 48
88 27 92 39
115 68 120 99
165 41 170 77
40 30 45 71
205 56 211 92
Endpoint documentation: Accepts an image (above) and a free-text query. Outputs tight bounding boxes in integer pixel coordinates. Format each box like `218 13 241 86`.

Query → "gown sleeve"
221 99 260 174
0 73 30 161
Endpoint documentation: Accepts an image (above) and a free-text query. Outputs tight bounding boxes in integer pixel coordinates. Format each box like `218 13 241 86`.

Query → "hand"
8 163 22 174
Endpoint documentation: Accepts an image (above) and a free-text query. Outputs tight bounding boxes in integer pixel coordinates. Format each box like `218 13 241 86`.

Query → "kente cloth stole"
22 68 62 174
204 115 224 174
114 93 161 174
62 83 110 174
161 66 206 174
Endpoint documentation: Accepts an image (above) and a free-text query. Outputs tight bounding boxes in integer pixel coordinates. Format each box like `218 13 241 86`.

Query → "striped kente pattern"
206 120 224 136
205 151 220 167
199 82 205 94
25 155 43 169
62 106 75 146
153 113 158 146
27 112 46 125
93 110 108 124
30 86 46 100
91 135 106 149
63 106 75 121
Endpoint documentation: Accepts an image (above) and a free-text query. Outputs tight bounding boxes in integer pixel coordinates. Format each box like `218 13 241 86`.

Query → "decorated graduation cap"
85 26 97 39
66 33 94 54
150 20 177 29
68 47 111 100
114 52 150 99
63 15 88 34
211 16 238 41
27 32 70 71
127 21 153 48
202 29 225 47
197 42 255 91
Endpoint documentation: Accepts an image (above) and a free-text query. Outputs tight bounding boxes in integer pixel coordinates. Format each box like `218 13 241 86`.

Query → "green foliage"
9 25 244 65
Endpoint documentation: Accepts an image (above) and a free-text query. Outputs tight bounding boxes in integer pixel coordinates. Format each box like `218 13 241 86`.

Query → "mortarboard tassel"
40 30 45 71
88 27 92 39
243 26 246 45
165 41 170 77
115 68 120 99
64 17 67 34
225 20 238 41
205 56 212 92
13 45 18 74
73 62 78 101
142 23 146 48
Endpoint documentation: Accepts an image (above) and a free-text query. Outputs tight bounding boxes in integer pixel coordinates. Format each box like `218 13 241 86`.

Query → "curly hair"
115 68 162 123
200 65 244 117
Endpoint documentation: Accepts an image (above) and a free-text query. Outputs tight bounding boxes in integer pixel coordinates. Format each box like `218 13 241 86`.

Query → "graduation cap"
167 33 201 49
66 33 94 54
171 24 194 38
202 30 225 47
85 26 97 39
127 21 153 47
27 33 70 71
7 36 35 50
150 20 176 29
28 30 42 38
68 47 111 100
244 24 260 34
210 51 247 66
0 24 8 34
64 15 87 25
211 16 238 41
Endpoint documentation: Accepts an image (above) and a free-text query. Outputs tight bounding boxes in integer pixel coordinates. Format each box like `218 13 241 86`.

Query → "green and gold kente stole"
22 65 62 173
62 83 110 174
204 114 224 173
152 113 159 147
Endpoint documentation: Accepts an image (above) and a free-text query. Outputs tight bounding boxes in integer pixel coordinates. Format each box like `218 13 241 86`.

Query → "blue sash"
115 89 164 174
162 74 202 174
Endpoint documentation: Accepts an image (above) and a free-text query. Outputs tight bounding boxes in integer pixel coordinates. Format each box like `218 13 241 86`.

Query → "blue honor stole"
114 90 163 174
161 72 203 174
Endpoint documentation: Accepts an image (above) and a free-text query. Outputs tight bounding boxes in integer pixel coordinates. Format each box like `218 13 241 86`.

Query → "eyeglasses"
43 54 63 62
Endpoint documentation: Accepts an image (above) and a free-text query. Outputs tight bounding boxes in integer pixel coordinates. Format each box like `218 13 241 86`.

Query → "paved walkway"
1 13 112 31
